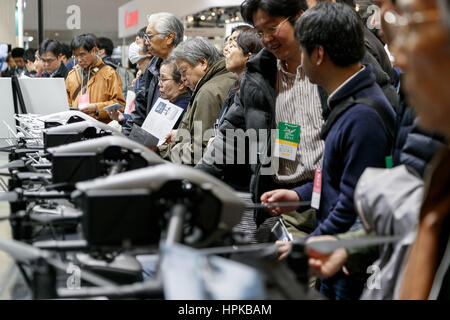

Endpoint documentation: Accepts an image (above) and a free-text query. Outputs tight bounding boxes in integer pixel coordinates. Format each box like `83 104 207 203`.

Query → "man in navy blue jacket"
261 2 395 299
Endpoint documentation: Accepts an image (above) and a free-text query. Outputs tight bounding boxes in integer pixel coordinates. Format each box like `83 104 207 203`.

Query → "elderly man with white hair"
121 12 184 136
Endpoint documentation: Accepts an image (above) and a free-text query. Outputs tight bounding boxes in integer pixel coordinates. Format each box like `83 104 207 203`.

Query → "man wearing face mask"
107 40 153 124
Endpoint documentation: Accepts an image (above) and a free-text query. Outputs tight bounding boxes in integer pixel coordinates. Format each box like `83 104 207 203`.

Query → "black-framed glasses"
257 16 291 39
158 77 174 83
41 57 57 64
144 32 164 42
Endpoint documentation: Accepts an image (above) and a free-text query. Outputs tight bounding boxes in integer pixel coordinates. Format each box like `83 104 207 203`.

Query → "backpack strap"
321 96 395 142
353 97 395 142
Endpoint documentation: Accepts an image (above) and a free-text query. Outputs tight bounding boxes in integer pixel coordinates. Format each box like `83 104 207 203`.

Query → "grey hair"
160 57 182 83
170 38 221 67
147 12 184 46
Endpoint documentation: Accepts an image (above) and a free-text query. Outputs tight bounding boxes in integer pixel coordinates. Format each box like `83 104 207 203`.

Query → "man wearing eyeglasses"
197 0 328 242
121 12 184 137
39 39 69 79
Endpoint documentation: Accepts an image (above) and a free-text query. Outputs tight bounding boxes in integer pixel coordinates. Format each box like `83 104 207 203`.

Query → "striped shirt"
274 61 325 184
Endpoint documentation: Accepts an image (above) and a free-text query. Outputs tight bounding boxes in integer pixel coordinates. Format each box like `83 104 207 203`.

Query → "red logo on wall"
125 10 138 29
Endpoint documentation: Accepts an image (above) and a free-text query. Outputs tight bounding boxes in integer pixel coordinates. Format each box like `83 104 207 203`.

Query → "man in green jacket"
159 38 237 164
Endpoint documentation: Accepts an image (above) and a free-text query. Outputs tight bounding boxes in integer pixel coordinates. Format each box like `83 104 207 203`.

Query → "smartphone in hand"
104 103 124 112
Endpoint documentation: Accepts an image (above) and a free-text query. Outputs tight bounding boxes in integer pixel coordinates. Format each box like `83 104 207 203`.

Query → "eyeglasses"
384 9 441 32
144 32 164 42
41 57 57 64
257 16 291 39
158 78 174 83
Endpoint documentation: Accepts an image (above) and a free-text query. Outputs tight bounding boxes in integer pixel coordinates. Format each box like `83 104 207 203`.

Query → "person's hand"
164 130 177 145
79 103 97 115
260 189 300 216
275 240 292 261
148 146 158 152
207 137 215 148
107 109 125 122
306 236 349 279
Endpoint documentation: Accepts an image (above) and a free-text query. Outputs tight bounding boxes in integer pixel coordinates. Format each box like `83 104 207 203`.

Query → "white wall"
0 0 17 46
118 0 244 38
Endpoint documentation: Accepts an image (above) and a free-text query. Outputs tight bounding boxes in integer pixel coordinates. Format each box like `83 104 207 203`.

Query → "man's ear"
244 52 252 63
295 10 304 21
199 58 209 72
315 46 325 66
166 32 175 46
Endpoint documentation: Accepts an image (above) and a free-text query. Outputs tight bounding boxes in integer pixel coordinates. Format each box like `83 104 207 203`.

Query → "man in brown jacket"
65 34 125 123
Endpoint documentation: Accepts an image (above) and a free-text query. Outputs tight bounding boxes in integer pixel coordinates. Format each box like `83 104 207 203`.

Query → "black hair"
317 0 355 8
60 43 72 59
236 27 264 55
39 39 63 57
137 27 147 39
71 33 97 53
23 48 36 63
160 57 182 83
241 0 308 25
97 37 114 56
136 27 150 53
295 2 365 67
231 24 252 34
11 47 25 58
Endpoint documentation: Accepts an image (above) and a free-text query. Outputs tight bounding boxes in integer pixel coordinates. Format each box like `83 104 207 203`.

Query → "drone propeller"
304 235 403 255
0 159 25 169
0 192 19 202
199 234 403 256
0 237 117 288
247 201 311 210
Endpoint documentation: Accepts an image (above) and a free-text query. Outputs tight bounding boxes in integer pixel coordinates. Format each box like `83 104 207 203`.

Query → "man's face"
394 0 450 135
253 9 300 63
177 59 208 91
41 52 62 74
145 21 171 59
7 57 16 68
13 57 24 69
25 60 35 72
73 47 97 70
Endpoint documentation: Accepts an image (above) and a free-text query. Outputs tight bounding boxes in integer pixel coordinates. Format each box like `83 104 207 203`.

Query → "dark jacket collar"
328 64 376 110
148 56 162 77
53 62 69 78
245 48 278 88
172 90 191 104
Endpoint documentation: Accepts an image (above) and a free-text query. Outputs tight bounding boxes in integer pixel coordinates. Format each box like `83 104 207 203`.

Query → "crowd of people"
1 0 449 300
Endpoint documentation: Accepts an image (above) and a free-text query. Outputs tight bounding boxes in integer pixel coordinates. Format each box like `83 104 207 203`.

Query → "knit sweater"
293 64 395 237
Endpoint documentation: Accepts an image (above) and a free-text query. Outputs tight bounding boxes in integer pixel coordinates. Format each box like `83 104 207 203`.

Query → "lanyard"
81 66 92 95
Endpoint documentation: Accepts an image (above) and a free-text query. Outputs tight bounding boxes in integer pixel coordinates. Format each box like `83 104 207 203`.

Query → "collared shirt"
274 60 325 184
327 65 366 105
